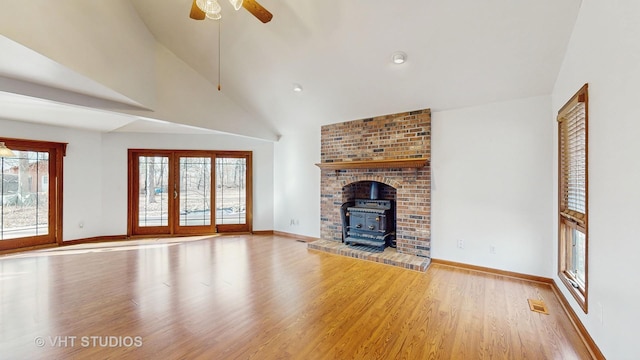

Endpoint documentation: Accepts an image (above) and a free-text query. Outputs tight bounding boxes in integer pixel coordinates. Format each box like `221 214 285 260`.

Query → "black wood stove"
342 197 396 251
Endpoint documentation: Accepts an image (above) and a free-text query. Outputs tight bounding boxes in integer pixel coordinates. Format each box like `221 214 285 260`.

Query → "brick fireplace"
311 109 431 270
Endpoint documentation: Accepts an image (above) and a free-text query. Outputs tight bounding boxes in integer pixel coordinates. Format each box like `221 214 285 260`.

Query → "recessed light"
293 83 303 92
391 51 407 64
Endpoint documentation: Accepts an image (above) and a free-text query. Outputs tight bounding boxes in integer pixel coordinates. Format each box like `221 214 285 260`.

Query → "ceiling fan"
190 0 273 23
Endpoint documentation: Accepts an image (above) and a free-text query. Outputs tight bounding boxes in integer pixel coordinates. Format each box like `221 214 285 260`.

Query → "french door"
128 150 251 236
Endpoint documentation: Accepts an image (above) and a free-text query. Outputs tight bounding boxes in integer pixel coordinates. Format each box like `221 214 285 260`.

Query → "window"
0 138 66 251
557 84 589 312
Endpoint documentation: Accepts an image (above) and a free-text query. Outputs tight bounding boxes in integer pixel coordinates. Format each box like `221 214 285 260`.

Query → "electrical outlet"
457 239 464 249
489 245 496 254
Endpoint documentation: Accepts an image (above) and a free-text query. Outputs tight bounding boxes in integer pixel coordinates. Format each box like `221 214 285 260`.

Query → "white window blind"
559 97 587 226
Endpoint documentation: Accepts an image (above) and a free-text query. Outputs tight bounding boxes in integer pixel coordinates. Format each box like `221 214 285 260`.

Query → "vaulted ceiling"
0 0 582 141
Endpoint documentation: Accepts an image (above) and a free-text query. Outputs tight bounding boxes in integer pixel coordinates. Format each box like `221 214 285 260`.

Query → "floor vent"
528 299 549 315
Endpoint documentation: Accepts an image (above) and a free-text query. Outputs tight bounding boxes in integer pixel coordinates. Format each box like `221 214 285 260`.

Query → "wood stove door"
349 212 365 230
365 214 386 232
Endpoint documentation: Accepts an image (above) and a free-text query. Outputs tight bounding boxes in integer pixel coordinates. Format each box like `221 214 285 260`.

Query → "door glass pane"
1 151 49 239
138 156 169 227
216 157 246 225
179 157 211 226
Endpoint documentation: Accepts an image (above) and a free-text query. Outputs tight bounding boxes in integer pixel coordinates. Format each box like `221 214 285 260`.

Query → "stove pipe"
370 182 379 200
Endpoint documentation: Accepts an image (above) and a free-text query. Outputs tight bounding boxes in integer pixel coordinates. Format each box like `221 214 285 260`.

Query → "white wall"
551 1 640 358
272 98 556 277
122 45 279 141
430 96 553 276
0 3 279 141
1 118 274 241
0 0 156 107
1 118 104 240
273 126 321 238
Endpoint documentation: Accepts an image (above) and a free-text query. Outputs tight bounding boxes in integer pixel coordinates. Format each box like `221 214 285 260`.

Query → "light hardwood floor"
0 234 592 359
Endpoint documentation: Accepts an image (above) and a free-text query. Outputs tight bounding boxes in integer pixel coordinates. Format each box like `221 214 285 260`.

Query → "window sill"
559 272 588 313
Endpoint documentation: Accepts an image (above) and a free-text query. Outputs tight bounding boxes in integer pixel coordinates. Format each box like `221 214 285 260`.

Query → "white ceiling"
0 0 582 139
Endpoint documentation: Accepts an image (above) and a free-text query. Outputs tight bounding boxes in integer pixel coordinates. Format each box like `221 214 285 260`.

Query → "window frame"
557 84 589 313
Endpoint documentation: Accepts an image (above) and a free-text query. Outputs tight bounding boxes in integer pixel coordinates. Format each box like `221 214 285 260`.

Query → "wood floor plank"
0 234 593 359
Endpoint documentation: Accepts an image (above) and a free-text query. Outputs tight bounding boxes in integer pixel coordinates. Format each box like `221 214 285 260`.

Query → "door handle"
174 190 178 199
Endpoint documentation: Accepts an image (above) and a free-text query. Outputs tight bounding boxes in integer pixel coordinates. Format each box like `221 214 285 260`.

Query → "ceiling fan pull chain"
218 20 221 91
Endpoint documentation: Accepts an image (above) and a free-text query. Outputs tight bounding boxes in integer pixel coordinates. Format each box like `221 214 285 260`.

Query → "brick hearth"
308 239 430 271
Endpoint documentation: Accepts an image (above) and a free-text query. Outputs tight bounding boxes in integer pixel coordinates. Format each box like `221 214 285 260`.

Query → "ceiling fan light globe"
229 0 244 11
196 0 222 15
206 11 222 20
0 142 16 158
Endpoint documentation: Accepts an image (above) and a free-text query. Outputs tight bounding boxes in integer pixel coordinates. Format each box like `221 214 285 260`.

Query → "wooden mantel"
315 157 429 171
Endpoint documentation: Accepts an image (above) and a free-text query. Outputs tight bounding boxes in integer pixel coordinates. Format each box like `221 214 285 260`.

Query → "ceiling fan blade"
190 0 206 20
242 0 273 23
